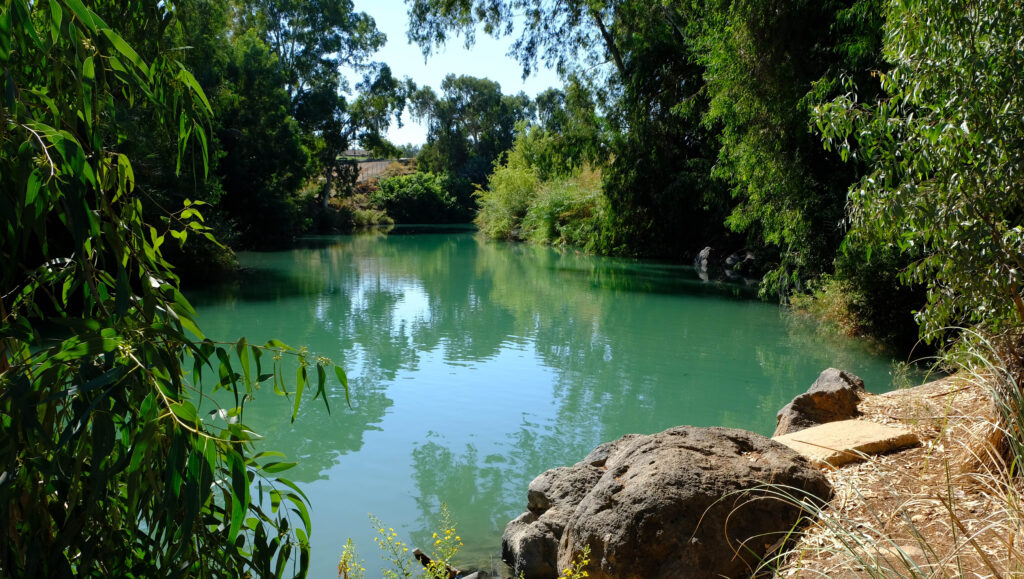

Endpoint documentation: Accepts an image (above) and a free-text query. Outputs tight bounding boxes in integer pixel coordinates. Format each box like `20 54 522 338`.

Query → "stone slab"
772 419 919 467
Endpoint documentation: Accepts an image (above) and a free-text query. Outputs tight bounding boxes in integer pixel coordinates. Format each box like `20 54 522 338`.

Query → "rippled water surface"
189 227 904 577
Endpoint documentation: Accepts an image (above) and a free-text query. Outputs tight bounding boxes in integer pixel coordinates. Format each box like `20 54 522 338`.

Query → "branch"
589 8 627 80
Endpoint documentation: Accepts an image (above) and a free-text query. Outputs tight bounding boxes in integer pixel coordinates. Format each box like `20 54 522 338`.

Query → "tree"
414 74 534 185
215 29 310 248
697 0 886 294
816 0 1024 337
407 1 727 257
236 0 411 210
0 1 339 575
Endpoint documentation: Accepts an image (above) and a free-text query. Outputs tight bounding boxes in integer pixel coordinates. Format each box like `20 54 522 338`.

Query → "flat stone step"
772 419 919 467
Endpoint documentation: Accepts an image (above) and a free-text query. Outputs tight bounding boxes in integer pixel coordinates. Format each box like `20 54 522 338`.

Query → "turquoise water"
188 228 905 577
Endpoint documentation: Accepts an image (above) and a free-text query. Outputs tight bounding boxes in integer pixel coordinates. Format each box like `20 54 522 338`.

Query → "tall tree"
414 74 533 184
407 1 726 257
697 0 886 294
236 0 411 210
216 29 310 248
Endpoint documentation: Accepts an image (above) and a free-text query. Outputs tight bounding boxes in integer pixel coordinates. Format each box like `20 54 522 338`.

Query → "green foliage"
214 28 309 248
520 167 609 250
371 173 469 224
789 276 869 337
0 1 342 575
477 132 609 250
816 0 1024 337
475 144 542 239
413 74 533 186
234 0 411 213
698 0 885 293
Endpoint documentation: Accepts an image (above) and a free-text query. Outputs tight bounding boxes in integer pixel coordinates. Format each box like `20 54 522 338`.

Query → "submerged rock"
774 368 867 437
502 426 832 579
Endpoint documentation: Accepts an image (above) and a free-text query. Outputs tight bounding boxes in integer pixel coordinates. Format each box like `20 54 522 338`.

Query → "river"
188 226 906 577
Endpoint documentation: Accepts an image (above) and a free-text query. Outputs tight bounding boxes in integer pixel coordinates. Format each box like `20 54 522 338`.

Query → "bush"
475 153 541 239
521 166 609 250
371 173 468 224
477 148 610 250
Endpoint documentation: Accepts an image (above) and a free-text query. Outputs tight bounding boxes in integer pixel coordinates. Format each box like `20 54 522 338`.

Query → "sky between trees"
350 0 561 145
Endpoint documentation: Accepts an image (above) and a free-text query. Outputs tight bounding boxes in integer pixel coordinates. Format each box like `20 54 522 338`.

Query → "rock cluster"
693 246 762 281
502 426 831 579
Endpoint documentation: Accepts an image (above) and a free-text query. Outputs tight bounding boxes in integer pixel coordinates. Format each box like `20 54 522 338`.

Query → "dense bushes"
476 139 610 250
370 173 473 224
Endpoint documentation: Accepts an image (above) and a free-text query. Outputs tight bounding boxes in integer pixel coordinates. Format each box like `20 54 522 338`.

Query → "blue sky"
349 0 563 145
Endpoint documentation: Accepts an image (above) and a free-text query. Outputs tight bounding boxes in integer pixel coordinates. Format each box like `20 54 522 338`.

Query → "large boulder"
774 368 867 437
502 426 831 579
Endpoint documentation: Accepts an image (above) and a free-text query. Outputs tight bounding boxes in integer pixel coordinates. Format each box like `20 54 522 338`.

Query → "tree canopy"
0 1 340 575
816 0 1024 336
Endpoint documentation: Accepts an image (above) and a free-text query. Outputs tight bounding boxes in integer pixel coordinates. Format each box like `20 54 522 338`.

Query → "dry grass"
777 375 1024 578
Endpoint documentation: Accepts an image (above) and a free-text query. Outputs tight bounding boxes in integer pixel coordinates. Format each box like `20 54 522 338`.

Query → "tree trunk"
321 167 334 211
591 9 627 80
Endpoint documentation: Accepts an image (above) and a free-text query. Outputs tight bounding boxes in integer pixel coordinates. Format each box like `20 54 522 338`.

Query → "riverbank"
781 374 1021 576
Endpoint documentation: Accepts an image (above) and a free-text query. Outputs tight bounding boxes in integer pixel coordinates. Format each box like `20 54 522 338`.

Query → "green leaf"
228 453 248 544
175 64 211 113
262 462 297 474
83 56 95 81
292 366 306 423
63 0 103 29
98 27 148 76
48 0 62 43
169 401 198 424
237 338 251 390
335 366 351 408
25 170 41 205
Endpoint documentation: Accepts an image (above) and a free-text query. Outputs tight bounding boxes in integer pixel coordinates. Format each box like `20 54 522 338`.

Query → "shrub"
371 173 466 224
475 154 541 239
522 165 609 250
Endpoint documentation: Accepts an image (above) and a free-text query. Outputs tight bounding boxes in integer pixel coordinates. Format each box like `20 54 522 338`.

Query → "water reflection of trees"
189 231 900 563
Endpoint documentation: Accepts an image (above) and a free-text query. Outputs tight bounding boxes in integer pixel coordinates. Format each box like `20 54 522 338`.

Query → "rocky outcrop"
502 426 832 579
774 368 867 437
724 249 759 277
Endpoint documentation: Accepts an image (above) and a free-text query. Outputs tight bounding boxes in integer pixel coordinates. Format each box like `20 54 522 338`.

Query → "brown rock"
772 419 920 466
774 368 867 437
502 426 832 579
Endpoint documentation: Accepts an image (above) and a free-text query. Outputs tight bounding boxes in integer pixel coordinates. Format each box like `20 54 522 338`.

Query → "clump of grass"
947 330 1024 468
